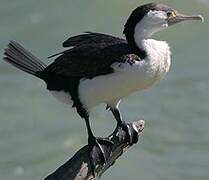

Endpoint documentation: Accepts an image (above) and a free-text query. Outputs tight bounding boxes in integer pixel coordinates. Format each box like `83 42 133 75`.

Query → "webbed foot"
118 121 139 145
88 136 113 176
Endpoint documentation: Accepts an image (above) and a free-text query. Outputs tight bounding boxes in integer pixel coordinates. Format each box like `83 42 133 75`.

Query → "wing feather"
44 32 141 78
62 32 126 48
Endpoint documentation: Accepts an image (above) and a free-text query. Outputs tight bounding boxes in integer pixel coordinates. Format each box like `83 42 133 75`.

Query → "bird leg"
110 107 138 145
84 116 113 177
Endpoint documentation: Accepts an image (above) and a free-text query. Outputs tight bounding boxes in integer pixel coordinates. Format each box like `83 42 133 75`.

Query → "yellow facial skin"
167 10 177 18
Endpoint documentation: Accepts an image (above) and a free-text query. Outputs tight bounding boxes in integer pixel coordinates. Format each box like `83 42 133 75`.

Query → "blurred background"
0 0 209 179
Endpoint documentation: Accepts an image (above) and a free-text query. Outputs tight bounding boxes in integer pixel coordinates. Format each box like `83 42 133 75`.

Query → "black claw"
88 136 113 177
119 121 139 145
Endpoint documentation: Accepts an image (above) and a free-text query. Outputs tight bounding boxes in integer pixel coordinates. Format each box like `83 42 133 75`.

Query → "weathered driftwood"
44 120 145 180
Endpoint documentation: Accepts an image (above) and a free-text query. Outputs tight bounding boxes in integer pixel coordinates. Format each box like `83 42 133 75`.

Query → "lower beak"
168 14 204 26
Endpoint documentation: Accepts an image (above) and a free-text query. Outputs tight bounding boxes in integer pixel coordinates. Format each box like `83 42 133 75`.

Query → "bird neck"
124 31 147 59
134 21 157 50
125 24 171 66
124 20 161 59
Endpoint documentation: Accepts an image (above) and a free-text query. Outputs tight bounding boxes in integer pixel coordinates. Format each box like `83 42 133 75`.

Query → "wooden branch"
44 120 145 180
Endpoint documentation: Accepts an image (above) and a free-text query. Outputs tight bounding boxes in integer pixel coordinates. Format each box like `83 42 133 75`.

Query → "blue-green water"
0 0 209 179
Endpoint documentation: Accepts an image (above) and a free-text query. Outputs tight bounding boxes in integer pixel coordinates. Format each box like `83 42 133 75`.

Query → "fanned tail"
3 41 47 78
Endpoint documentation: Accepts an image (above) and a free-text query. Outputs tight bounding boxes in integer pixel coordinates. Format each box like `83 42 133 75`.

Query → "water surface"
0 0 209 179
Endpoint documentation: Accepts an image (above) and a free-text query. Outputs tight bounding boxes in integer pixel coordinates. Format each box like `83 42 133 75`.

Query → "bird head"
124 3 204 46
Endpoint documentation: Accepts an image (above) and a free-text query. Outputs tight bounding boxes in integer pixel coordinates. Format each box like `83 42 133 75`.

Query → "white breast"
79 39 171 109
142 39 171 82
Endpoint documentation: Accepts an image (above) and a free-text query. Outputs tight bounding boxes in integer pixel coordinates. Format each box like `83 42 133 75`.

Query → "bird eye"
167 11 172 17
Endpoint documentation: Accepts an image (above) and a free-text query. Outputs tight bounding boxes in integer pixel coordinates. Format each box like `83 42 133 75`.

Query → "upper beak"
168 13 204 26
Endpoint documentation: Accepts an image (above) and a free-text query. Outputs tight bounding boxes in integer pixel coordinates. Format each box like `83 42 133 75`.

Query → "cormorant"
3 3 203 175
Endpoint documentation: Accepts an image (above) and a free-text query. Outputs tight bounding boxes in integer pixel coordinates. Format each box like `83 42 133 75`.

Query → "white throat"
134 10 168 50
132 11 172 89
134 22 155 49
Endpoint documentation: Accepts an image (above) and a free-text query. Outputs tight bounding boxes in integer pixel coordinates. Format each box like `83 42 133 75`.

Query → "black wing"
62 32 126 47
44 32 139 78
48 32 127 58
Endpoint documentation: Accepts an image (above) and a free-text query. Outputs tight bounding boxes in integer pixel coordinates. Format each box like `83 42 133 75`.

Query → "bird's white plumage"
50 11 171 110
79 39 171 109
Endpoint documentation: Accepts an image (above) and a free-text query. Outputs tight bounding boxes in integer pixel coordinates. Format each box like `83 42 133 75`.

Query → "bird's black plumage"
36 33 133 89
43 32 141 79
34 32 141 118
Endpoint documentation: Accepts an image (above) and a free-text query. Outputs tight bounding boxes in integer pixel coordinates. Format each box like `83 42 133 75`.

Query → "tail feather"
6 43 40 71
4 46 38 73
3 41 47 77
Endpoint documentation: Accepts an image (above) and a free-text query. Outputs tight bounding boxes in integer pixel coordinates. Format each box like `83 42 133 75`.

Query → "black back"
43 32 134 79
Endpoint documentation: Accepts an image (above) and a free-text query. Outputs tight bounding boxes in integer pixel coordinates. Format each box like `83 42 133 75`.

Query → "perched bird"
3 3 203 174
